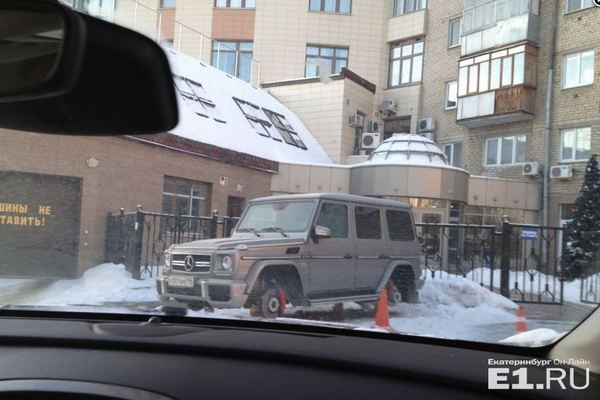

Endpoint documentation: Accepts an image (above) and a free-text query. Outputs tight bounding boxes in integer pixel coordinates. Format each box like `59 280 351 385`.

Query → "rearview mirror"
313 226 332 240
0 0 85 102
0 0 178 135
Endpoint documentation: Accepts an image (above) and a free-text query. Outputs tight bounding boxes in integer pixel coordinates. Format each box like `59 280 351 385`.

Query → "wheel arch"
245 261 306 305
376 261 419 292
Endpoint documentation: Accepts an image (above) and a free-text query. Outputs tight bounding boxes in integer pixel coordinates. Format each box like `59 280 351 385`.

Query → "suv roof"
249 193 411 209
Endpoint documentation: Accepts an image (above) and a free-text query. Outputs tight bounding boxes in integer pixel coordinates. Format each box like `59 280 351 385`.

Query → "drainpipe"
543 0 559 229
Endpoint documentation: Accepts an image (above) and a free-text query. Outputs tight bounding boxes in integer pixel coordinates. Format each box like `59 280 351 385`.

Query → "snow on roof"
164 48 332 165
363 134 467 172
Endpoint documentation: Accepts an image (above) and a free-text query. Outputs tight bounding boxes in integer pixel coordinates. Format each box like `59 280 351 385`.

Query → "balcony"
457 86 535 128
456 43 537 128
461 0 540 56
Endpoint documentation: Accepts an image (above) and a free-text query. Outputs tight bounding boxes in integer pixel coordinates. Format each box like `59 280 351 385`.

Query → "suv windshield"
1 0 598 350
236 201 316 234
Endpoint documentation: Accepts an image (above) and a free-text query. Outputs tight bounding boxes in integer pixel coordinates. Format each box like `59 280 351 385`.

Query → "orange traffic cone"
372 289 393 331
515 306 528 333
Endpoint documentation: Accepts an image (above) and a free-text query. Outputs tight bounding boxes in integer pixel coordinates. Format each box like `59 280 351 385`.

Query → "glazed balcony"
456 43 538 128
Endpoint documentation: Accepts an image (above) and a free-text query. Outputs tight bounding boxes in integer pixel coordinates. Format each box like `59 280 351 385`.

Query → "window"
561 127 591 162
160 0 176 8
355 207 382 239
211 41 253 82
305 45 349 77
566 0 594 13
463 0 532 33
445 81 458 109
562 50 595 89
386 210 414 241
458 45 529 96
173 75 226 123
560 204 576 222
233 98 307 149
485 135 526 166
393 0 426 16
309 0 352 13
316 203 348 238
233 98 283 140
263 109 307 149
448 17 461 48
237 201 317 233
215 0 255 8
443 142 463 168
389 39 424 87
162 177 210 217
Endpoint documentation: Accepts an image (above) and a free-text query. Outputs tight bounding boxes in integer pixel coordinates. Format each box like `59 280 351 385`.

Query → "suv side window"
355 206 382 239
386 209 414 241
316 203 348 238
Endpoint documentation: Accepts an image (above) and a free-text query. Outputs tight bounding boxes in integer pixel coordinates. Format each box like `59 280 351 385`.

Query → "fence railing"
580 273 600 304
416 221 567 305
105 206 239 279
416 223 498 287
60 0 262 85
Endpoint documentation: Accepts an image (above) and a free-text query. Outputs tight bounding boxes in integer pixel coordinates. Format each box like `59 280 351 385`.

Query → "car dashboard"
0 311 596 400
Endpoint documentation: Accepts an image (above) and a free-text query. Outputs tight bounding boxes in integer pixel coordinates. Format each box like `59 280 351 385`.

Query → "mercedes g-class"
157 193 424 317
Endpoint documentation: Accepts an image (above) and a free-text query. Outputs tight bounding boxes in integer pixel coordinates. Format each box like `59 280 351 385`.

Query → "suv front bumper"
156 276 249 309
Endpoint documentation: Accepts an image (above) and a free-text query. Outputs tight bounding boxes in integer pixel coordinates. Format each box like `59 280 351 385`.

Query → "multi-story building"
67 0 599 229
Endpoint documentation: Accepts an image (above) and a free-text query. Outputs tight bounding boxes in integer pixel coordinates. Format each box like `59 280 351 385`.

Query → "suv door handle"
343 253 353 259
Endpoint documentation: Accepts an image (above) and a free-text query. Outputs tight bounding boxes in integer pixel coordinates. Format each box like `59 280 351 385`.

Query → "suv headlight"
221 255 233 272
164 252 172 271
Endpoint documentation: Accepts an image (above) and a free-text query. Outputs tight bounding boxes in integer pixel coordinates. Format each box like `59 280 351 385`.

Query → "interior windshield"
0 0 598 350
236 201 316 233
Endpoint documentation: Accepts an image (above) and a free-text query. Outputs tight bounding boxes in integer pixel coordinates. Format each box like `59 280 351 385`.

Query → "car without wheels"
157 193 424 317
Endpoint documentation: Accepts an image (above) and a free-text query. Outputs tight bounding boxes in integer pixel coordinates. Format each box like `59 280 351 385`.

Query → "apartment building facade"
70 0 600 229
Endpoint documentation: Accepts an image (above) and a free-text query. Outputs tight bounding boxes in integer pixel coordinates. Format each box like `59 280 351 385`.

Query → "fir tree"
560 154 600 281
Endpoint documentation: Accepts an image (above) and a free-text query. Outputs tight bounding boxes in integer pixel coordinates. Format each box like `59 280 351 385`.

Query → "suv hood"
170 237 306 252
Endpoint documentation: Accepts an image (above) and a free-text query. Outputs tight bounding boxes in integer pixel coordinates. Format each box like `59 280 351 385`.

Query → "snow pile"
354 277 519 342
0 264 159 307
419 277 518 310
500 328 567 347
449 267 600 305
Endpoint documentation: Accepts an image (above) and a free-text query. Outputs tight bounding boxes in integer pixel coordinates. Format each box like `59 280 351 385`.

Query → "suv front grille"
172 254 211 273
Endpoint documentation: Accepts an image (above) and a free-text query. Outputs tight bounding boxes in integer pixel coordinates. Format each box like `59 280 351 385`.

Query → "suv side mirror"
313 226 332 240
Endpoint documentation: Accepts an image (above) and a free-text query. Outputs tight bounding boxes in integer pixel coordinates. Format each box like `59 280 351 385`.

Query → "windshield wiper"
237 227 261 237
261 227 288 237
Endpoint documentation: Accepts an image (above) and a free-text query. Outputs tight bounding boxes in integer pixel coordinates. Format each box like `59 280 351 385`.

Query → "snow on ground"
438 267 600 304
349 277 519 342
499 329 567 347
0 264 570 344
0 264 159 307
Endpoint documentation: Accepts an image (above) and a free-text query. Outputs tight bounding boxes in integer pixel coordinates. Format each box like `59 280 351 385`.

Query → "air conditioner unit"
367 120 380 132
550 165 573 179
361 132 381 150
418 118 436 133
522 162 540 177
421 132 435 141
349 114 365 127
381 99 397 113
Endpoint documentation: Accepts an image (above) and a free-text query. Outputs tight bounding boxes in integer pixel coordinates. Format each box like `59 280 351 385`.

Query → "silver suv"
157 193 424 317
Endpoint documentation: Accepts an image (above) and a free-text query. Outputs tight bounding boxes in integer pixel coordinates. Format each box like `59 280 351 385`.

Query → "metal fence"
580 269 600 304
105 206 239 279
416 223 498 287
416 221 566 305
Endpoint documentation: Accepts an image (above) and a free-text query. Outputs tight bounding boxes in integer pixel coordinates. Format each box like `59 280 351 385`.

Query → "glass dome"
367 133 450 167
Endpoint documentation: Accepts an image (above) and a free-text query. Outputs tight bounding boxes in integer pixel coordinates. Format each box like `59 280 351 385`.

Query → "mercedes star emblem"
184 255 195 272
